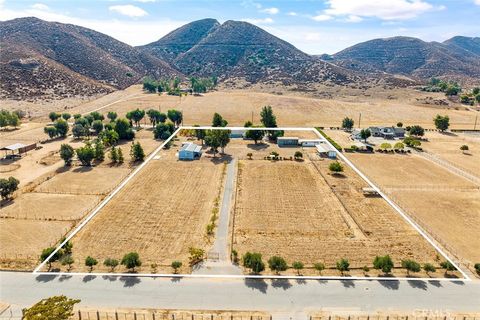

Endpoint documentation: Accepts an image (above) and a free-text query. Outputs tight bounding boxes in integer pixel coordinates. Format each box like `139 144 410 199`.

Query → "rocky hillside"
330 36 480 82
141 19 363 86
0 17 180 100
138 18 220 64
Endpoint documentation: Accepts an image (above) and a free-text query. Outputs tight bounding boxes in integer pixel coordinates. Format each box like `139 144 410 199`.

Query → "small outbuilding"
229 129 246 139
316 143 337 159
1 142 37 159
299 139 322 147
277 137 299 147
178 142 202 160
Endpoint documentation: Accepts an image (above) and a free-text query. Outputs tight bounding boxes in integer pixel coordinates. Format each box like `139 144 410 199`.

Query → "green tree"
40 247 61 271
115 118 135 140
99 129 119 147
194 126 206 145
90 111 104 121
44 126 58 139
72 124 87 139
205 129 230 155
61 255 74 271
188 247 205 266
260 105 277 128
314 262 325 275
22 295 80 320
336 258 350 275
404 136 422 148
54 119 69 138
130 142 145 162
360 129 371 142
373 255 394 274
401 259 421 275
434 115 450 132
394 142 405 150
445 84 461 96
423 263 436 276
342 117 354 130
329 161 344 174
409 125 425 137
104 258 119 272
127 109 145 127
49 112 61 122
380 143 392 150
92 120 103 134
94 141 105 161
109 147 119 163
121 252 142 272
292 261 304 275
171 261 182 274
73 114 82 120
294 151 303 160
242 252 265 274
245 127 264 144
440 260 456 275
268 256 288 274
85 256 98 272
212 113 228 127
118 148 124 163
246 152 253 160
0 177 20 200
107 111 118 122
154 122 175 140
460 145 469 153
167 109 183 126
146 109 166 127
396 122 403 128
60 144 75 166
76 144 95 166
61 113 71 121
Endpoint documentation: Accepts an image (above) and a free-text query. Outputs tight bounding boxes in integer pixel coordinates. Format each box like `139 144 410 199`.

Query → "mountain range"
1 17 479 101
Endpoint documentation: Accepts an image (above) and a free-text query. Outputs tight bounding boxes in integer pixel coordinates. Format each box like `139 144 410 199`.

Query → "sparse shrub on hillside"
292 261 304 275
121 252 142 272
329 161 344 174
85 256 98 272
268 256 288 274
104 258 119 272
314 262 325 275
423 263 436 276
243 252 265 274
0 176 19 201
440 260 456 275
434 115 450 132
336 258 350 275
401 259 421 275
188 247 204 266
373 255 394 274
171 261 182 274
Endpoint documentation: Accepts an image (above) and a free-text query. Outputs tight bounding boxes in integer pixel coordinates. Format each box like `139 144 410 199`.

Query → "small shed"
178 142 202 160
277 137 299 147
299 139 322 147
316 143 337 159
1 142 37 159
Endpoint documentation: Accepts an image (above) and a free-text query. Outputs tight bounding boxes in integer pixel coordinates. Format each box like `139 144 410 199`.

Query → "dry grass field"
35 167 130 195
346 153 480 269
60 86 476 129
65 159 225 273
422 131 480 176
233 159 446 277
0 220 73 270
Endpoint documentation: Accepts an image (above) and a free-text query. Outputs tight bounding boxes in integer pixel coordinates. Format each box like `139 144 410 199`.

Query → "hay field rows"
233 159 444 276
347 153 480 268
66 160 225 273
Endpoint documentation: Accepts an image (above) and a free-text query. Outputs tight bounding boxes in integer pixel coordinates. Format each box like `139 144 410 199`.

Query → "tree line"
142 76 217 95
0 109 21 129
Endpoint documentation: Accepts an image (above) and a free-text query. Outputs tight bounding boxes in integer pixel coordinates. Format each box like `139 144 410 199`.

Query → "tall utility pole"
358 113 362 129
474 115 478 130
251 111 254 124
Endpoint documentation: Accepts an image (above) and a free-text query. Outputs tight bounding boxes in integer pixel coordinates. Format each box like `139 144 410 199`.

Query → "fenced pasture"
66 159 225 273
232 159 445 277
346 152 479 276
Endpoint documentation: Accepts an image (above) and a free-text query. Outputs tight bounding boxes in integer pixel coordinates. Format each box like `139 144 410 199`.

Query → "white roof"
1 143 27 151
316 144 334 153
277 137 299 140
180 142 201 153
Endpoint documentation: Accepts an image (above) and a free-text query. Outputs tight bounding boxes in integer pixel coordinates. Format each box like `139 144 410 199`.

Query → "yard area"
63 159 225 273
232 158 447 277
346 153 480 271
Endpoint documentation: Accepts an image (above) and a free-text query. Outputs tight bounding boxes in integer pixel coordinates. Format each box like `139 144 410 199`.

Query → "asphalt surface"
1 272 479 315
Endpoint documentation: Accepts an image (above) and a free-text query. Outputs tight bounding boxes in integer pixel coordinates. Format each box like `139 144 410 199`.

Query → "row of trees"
421 78 462 96
142 76 217 95
460 86 480 105
60 141 143 166
240 252 456 276
0 110 21 129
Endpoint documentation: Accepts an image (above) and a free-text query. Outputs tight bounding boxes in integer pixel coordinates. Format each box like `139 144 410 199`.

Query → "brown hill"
331 36 480 82
141 19 363 86
0 17 180 100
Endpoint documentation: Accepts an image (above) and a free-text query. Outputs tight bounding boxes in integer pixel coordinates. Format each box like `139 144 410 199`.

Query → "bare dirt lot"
233 158 447 277
65 159 225 273
0 219 73 270
346 153 480 270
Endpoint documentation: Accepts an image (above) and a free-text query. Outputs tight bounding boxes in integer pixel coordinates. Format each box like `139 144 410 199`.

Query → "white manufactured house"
316 143 337 159
277 137 323 147
178 142 202 160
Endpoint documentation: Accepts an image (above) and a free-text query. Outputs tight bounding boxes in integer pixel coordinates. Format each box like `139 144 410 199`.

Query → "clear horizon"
1 0 479 54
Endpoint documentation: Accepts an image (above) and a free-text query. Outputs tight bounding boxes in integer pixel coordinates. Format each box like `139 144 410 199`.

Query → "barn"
316 143 337 159
277 137 299 147
178 142 202 160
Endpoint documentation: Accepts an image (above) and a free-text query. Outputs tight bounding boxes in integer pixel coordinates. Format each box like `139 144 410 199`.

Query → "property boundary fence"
70 311 270 320
310 316 480 320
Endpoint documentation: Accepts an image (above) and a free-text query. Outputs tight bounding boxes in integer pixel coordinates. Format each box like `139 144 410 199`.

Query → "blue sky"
1 0 479 54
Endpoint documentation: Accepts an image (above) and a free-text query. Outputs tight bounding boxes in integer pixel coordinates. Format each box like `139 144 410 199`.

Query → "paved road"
1 272 479 315
211 158 237 261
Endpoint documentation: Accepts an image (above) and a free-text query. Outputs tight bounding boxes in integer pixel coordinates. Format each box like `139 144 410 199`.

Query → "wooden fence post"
78 310 82 320
115 311 119 320
96 311 100 320
134 312 137 320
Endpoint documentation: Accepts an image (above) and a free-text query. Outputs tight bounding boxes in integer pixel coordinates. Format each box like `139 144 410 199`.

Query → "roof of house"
277 137 299 140
316 144 335 153
180 142 202 153
0 143 27 151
